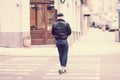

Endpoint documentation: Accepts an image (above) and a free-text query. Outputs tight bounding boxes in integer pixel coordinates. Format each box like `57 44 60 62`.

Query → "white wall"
21 0 30 33
0 0 30 47
0 0 30 33
54 0 81 32
0 0 21 32
54 0 81 44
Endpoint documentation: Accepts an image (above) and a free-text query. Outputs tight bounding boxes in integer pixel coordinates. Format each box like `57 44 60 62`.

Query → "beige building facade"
89 0 118 25
55 0 81 43
0 0 30 47
0 0 89 47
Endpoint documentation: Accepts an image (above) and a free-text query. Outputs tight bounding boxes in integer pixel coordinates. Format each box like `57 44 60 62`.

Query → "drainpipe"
116 0 120 42
118 0 120 42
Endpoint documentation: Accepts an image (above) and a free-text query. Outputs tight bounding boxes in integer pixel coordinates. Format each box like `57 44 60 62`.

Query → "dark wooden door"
30 3 56 45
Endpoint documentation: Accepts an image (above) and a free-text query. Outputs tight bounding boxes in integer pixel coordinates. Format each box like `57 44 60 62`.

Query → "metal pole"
118 12 120 42
118 0 120 42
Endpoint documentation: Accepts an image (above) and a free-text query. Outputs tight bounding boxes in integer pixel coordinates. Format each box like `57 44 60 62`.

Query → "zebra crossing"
0 56 101 80
0 56 50 80
42 56 101 80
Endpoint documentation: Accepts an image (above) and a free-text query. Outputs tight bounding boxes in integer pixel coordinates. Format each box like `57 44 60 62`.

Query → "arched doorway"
30 0 57 45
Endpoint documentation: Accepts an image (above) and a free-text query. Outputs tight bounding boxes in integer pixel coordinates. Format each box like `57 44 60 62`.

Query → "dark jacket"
52 19 71 40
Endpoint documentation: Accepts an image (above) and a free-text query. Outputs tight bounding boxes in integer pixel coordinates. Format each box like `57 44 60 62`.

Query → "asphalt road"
0 53 120 80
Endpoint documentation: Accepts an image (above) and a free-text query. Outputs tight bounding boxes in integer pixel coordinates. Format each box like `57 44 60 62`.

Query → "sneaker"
58 69 66 75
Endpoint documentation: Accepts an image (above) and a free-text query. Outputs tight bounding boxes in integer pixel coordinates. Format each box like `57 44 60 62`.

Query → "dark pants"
56 40 68 67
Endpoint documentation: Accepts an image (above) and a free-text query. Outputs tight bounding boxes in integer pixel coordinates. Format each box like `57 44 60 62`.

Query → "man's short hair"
57 13 64 17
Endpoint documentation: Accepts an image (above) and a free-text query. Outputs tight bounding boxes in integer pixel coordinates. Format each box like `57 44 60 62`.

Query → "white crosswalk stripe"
42 56 101 80
0 57 50 80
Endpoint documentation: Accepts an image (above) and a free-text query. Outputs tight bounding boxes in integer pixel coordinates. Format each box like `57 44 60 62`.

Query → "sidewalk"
0 28 120 56
70 28 120 55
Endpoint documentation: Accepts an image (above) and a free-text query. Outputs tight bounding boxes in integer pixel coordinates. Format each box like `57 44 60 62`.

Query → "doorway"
30 1 57 45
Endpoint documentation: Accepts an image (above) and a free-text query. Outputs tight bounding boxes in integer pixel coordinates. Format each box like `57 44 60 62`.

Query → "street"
0 54 120 80
0 28 120 80
0 0 120 79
